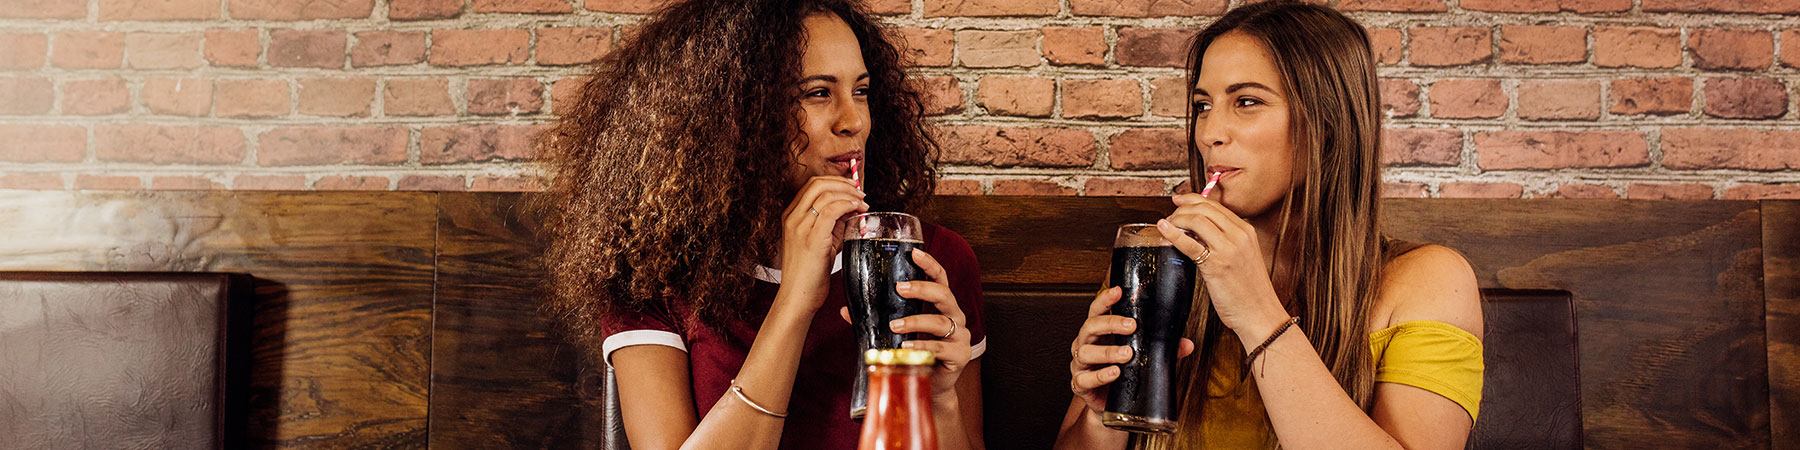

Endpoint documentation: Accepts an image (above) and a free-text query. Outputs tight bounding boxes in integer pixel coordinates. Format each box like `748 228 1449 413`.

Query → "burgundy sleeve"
598 304 688 368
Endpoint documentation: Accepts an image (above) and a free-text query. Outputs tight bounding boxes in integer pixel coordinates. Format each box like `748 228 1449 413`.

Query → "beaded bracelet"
1244 316 1300 380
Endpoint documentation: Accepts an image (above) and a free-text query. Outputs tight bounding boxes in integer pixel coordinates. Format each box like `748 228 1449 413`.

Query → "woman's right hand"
1068 286 1195 415
776 176 867 309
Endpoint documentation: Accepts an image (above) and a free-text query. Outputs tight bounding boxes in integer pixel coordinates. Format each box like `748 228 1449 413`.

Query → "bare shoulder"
1373 244 1483 338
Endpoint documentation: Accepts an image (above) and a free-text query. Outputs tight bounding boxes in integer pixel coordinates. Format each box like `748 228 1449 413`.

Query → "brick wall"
1 0 1797 198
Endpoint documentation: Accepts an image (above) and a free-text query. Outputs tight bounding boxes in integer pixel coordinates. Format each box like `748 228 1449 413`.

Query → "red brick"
258 127 409 166
430 29 530 66
1691 29 1774 70
232 175 307 190
151 176 224 190
1117 28 1195 68
420 124 545 164
1463 0 1629 12
472 175 544 192
1069 0 1225 16
863 0 910 15
1369 28 1403 65
918 75 965 116
0 124 85 162
1594 26 1681 68
1723 184 1800 200
95 125 245 164
1338 0 1447 12
0 174 63 190
1410 27 1491 67
1662 128 1800 170
1547 184 1619 199
229 0 374 20
61 78 130 115
1611 77 1693 115
142 78 213 116
1627 183 1714 200
537 27 611 66
52 32 124 69
466 78 546 115
1382 182 1427 198
1644 0 1800 14
550 76 588 116
937 126 1096 168
1499 25 1586 64
1150 77 1186 117
1474 130 1649 169
383 78 455 116
204 29 260 67
1440 182 1523 198
351 31 426 67
896 27 953 67
75 174 142 190
215 79 290 118
99 0 218 20
935 178 982 195
0 77 53 115
1043 27 1105 66
1428 79 1506 119
0 0 85 18
1084 178 1166 196
1063 78 1142 119
1382 128 1462 166
1518 80 1601 121
390 0 461 19
1784 30 1800 68
1381 79 1420 118
1108 128 1185 170
976 76 1053 117
298 77 375 117
314 175 391 190
993 179 1074 195
924 0 1057 17
0 33 46 70
582 0 672 13
269 30 345 69
1703 77 1788 119
397 175 466 191
957 30 1040 68
125 33 202 69
473 0 570 13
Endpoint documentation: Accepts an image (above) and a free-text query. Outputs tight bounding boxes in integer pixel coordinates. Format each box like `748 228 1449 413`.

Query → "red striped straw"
1199 171 1223 197
852 157 861 190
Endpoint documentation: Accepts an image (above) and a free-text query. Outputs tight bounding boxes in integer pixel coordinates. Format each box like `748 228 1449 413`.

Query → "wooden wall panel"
0 192 435 448
1382 199 1767 449
1765 200 1799 450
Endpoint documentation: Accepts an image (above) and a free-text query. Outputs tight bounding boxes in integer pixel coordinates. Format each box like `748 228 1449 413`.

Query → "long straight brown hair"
1154 2 1386 447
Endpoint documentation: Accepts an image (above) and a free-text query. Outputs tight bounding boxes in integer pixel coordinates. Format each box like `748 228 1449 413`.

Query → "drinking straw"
1199 171 1223 197
852 157 862 190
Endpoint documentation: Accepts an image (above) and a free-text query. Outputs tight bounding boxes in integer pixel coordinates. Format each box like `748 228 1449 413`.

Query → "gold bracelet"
729 380 789 418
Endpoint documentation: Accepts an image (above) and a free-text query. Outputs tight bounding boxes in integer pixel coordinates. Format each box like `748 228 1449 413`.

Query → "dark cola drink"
1101 224 1196 434
842 212 926 420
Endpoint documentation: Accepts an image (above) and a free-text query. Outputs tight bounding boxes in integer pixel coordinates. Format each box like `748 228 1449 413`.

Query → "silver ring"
1197 246 1213 265
808 207 819 217
941 316 958 339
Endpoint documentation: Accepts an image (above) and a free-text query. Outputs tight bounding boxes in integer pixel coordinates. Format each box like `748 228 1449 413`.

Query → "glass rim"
849 211 919 219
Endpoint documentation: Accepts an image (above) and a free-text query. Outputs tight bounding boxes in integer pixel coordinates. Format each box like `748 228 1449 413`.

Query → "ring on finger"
808 207 819 217
940 316 958 339
1197 246 1214 265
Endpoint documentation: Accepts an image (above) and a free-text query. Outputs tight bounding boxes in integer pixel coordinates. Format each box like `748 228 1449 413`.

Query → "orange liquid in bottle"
857 349 938 450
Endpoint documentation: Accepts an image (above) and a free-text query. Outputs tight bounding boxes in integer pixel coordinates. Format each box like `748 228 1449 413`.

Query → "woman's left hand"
839 248 971 399
1157 193 1289 338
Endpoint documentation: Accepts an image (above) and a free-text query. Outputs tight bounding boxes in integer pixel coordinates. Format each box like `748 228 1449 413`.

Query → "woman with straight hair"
537 1 987 449
1055 2 1484 449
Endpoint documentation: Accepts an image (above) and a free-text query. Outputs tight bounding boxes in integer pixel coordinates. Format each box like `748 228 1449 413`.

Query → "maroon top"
600 222 986 450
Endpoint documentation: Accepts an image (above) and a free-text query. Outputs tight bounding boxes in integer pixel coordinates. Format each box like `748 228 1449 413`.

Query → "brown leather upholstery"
0 272 248 450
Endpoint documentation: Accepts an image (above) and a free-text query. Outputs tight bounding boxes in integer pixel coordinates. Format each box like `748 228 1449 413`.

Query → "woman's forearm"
1052 398 1129 450
678 294 818 450
1238 325 1403 450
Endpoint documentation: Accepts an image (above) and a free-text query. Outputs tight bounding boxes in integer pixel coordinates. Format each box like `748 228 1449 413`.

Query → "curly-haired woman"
538 1 985 449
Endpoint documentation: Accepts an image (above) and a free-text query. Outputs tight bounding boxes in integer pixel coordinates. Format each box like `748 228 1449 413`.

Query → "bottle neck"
858 363 937 450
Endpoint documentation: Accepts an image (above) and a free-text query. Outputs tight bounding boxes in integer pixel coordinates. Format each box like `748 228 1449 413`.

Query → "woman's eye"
1194 101 1212 112
1236 97 1262 107
804 89 830 98
853 87 870 96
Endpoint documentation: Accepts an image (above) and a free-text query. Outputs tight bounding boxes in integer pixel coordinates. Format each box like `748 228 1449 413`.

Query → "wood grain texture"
1764 200 1799 450
1383 199 1767 449
930 196 1173 285
431 192 606 449
0 191 434 449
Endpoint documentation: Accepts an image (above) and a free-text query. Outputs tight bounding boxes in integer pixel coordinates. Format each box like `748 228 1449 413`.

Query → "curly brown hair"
538 0 939 351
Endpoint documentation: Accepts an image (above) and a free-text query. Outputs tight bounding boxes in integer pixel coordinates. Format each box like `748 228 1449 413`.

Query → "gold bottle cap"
864 348 936 366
